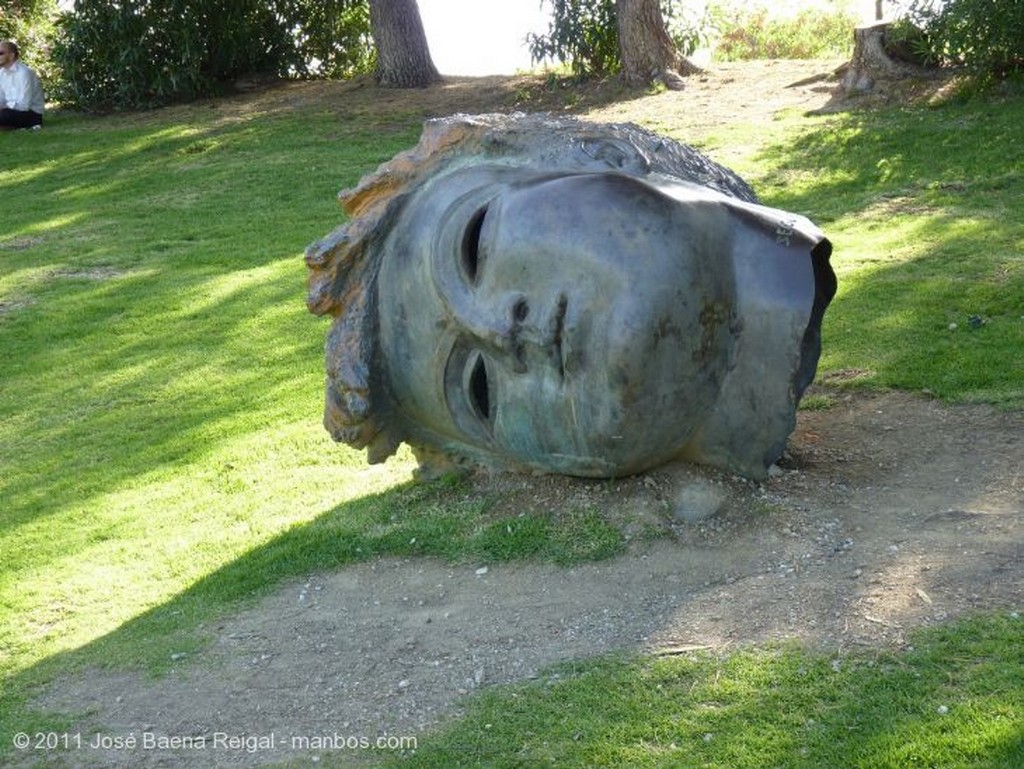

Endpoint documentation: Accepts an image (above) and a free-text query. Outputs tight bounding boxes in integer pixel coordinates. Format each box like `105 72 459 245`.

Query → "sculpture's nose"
454 293 565 376
456 294 519 345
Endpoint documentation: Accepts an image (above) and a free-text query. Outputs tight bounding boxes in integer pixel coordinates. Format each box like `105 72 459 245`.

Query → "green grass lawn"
756 102 1024 406
2 75 1022 768
388 615 1024 768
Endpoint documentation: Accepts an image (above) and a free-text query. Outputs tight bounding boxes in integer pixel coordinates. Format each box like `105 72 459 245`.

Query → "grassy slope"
1 75 1022 767
757 101 1024 406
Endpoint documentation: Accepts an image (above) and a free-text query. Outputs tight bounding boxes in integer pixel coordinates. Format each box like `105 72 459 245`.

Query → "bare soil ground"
31 62 1023 768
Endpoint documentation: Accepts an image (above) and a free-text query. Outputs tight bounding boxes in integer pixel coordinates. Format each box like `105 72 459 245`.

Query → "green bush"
898 0 1024 80
0 0 54 42
528 0 711 78
663 0 715 58
0 0 59 85
528 0 620 77
712 4 857 61
50 0 373 111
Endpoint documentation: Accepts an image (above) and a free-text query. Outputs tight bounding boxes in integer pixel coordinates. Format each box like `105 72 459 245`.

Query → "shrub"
528 0 620 77
711 3 858 61
527 0 711 78
50 0 373 111
896 0 1024 80
0 0 59 86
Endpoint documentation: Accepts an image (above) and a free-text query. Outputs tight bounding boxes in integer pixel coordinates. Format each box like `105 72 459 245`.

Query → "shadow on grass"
3 79 1023 768
0 474 625 751
752 97 1024 406
384 612 1023 768
0 105 421 536
0 263 322 531
4 473 1021 768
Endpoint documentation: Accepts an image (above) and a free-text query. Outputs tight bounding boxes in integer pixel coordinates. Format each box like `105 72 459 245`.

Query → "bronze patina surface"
306 113 835 479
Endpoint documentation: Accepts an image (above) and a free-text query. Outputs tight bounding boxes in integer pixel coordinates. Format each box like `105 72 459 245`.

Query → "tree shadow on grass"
4 80 1023 768
388 612 1023 768
0 473 627 756
4 471 1021 768
0 105 419 535
0 262 323 530
751 98 1024 407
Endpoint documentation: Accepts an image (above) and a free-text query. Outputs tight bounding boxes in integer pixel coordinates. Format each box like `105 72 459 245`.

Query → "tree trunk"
369 0 441 88
841 22 926 93
615 0 700 88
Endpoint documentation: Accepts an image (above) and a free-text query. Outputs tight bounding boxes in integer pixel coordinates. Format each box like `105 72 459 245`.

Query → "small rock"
475 566 489 576
936 705 949 715
170 652 187 662
673 481 727 524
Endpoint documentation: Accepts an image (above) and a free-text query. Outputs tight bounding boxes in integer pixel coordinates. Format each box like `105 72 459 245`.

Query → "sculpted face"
307 113 835 480
378 166 739 476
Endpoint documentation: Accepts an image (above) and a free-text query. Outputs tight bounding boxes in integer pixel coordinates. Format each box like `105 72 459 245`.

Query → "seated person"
0 41 45 130
306 114 836 480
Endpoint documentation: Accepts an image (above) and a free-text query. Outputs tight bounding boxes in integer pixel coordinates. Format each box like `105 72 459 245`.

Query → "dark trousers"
0 108 43 129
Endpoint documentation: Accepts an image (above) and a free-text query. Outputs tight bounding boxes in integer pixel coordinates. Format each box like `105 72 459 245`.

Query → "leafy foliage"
711 4 857 62
528 0 710 78
50 0 373 111
0 0 54 39
894 0 1024 81
526 0 854 76
528 0 620 77
0 0 59 83
662 0 715 57
528 0 712 78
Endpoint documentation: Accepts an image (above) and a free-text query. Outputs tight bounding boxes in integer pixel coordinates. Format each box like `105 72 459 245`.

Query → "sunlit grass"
0 101 430 744
381 613 1024 768
1 73 1023 768
746 99 1024 407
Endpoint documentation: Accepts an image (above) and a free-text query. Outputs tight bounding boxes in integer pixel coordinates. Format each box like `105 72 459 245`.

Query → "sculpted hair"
305 112 758 465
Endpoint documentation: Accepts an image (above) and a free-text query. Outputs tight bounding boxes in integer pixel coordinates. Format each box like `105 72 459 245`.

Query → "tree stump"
840 22 929 93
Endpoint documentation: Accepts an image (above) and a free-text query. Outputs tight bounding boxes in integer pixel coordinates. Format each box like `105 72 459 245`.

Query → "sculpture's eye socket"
465 350 493 423
444 343 496 440
460 206 488 284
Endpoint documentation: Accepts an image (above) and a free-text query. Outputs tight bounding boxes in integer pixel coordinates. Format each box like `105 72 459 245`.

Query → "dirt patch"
31 388 1023 768
29 62 1021 768
96 59 854 137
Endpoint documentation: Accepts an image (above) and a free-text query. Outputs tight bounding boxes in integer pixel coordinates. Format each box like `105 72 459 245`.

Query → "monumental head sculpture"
306 113 835 480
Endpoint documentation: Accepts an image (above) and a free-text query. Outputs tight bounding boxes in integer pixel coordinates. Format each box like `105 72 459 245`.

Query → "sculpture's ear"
574 135 651 174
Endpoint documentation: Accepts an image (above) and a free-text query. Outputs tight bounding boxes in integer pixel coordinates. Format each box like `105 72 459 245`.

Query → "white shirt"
0 60 46 114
